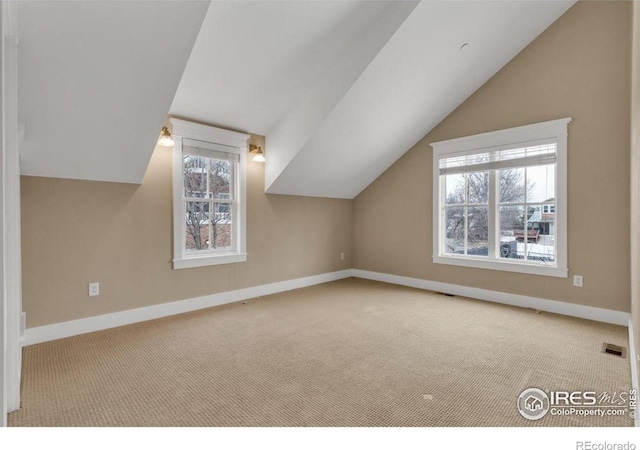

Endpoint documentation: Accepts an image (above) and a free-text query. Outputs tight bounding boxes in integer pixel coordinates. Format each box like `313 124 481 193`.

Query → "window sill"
173 252 247 270
433 254 567 278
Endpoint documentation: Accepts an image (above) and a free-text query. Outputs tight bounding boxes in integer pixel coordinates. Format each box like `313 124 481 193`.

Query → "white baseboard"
25 270 353 346
628 319 640 427
25 268 631 346
352 269 630 326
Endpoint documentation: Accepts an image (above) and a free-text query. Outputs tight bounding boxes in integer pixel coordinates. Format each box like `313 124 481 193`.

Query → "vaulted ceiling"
19 0 576 197
18 0 210 184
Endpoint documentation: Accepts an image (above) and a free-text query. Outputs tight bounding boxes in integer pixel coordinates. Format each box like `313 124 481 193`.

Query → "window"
431 118 570 277
171 118 249 269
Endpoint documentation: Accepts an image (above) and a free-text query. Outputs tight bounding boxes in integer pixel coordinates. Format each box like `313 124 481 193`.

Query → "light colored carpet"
9 278 633 427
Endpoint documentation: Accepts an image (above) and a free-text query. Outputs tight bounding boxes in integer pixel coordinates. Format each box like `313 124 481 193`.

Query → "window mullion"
208 201 213 250
206 160 213 249
181 152 186 258
489 170 497 260
205 158 210 198
233 161 238 250
524 168 528 261
464 173 468 255
439 175 445 257
464 206 468 255
231 158 236 202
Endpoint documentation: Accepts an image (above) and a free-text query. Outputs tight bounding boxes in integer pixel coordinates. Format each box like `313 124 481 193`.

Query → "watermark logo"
517 387 550 421
576 442 636 450
518 388 636 421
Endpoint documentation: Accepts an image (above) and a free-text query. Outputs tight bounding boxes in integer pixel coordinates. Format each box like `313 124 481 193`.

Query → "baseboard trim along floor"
351 269 631 327
24 270 353 346
25 268 630 346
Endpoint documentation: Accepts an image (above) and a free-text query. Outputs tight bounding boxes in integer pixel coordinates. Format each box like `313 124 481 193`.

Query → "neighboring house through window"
431 118 570 277
542 204 555 214
171 118 249 269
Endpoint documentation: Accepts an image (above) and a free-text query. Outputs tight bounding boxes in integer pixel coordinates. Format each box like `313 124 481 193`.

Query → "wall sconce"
158 126 174 147
249 144 265 162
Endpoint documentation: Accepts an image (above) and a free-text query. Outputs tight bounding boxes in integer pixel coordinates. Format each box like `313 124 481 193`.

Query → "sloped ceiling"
19 1 577 197
18 0 210 184
170 1 417 136
171 0 575 199
266 0 577 198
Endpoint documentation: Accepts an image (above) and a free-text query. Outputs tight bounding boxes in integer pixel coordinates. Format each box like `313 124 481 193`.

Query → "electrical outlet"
88 282 100 297
340 252 345 261
573 275 583 288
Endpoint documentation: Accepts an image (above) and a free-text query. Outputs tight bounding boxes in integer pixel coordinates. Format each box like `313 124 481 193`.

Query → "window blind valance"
438 142 557 176
183 138 240 162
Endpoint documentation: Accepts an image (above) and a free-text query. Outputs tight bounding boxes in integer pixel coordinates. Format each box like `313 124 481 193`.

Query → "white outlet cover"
573 275 583 287
89 282 100 296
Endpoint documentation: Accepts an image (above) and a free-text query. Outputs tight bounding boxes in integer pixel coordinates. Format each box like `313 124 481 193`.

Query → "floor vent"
602 343 626 358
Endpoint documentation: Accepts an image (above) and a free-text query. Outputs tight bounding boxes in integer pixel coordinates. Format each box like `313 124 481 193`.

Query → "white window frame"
431 118 571 278
171 118 249 270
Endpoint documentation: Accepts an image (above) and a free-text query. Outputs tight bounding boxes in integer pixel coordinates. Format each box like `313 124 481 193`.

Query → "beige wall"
354 1 632 312
21 1 634 328
631 0 640 376
21 134 353 327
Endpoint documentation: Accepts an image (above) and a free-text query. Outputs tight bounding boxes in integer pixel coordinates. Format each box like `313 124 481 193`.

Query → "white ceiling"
266 0 576 198
18 0 210 184
170 1 417 136
18 0 577 197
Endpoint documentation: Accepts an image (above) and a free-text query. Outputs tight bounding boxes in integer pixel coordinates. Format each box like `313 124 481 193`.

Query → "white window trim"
170 118 250 270
431 118 571 278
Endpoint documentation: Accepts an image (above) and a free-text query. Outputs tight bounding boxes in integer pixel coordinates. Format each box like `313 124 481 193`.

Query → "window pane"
467 171 488 204
183 156 209 198
499 167 525 203
445 174 465 204
185 202 210 251
467 206 488 256
526 164 555 203
499 206 524 259
212 203 232 249
444 207 464 254
209 159 232 200
526 205 555 262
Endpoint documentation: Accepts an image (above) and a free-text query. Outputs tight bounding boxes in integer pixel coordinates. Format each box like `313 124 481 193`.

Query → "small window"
431 118 570 278
171 119 249 269
183 150 234 252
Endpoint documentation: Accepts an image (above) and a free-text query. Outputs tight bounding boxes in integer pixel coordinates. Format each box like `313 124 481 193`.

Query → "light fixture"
249 144 265 162
158 126 174 147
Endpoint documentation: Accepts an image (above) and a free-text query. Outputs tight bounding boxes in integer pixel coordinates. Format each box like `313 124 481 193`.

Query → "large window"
431 118 570 277
171 119 249 269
